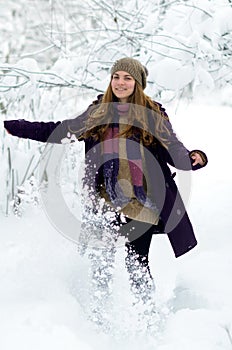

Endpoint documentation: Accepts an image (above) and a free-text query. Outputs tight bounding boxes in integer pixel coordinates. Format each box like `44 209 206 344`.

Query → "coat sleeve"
155 105 208 171
4 105 92 144
4 119 61 143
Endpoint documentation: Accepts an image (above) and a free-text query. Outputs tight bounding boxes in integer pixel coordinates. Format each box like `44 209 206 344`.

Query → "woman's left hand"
190 151 205 166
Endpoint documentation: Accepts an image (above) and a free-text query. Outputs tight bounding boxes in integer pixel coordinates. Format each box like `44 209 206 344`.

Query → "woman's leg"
123 221 157 304
88 246 116 328
86 209 119 328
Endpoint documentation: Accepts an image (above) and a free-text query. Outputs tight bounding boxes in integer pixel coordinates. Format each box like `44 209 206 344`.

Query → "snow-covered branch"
223 325 232 346
0 66 80 90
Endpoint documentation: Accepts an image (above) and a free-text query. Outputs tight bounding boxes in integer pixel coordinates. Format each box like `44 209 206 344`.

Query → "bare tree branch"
223 325 232 346
176 3 213 17
21 44 56 58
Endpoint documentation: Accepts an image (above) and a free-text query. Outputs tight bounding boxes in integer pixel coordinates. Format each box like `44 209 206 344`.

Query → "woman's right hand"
5 127 11 135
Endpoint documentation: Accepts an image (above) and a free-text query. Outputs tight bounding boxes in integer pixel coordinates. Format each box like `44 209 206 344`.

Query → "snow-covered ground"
1 100 232 349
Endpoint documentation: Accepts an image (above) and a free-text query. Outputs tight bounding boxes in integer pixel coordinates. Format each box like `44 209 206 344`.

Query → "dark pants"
118 218 161 303
118 217 161 264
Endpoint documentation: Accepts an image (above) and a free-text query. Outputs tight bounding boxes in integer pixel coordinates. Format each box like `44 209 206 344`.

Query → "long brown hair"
83 80 170 147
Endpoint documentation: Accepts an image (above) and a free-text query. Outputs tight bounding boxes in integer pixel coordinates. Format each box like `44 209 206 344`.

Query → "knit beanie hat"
111 57 148 89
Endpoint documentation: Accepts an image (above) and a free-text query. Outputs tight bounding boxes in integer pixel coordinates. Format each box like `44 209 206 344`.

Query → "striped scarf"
103 104 156 210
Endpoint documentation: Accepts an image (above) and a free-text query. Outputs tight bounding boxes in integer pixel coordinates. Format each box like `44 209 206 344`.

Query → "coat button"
177 209 181 215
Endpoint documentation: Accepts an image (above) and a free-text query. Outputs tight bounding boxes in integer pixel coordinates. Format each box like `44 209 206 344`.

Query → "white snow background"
1 97 232 350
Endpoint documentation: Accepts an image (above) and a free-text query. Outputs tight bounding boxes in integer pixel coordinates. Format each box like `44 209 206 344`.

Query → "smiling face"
111 71 136 103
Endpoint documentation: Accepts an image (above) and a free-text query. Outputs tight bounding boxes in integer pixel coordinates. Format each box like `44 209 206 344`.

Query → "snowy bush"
1 0 232 99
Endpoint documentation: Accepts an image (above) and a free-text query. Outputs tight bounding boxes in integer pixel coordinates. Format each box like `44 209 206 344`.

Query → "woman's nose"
118 78 125 85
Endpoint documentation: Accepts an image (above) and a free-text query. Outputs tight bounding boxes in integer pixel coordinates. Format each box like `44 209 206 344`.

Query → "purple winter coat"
4 96 208 258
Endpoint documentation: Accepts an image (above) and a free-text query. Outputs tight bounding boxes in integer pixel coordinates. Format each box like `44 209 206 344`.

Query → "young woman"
4 57 207 308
